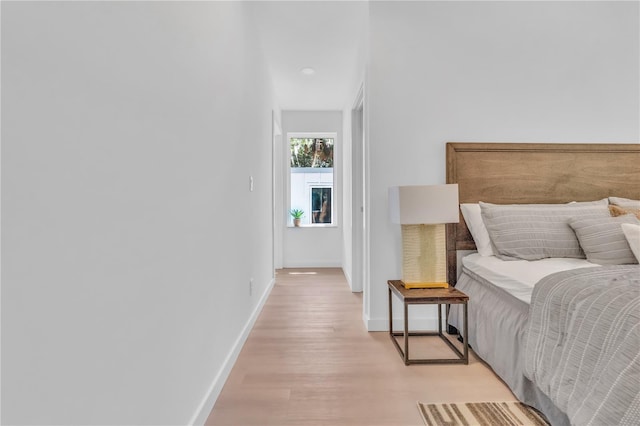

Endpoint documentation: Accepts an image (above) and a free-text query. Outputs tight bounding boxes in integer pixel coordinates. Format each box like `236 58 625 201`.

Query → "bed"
444 143 640 426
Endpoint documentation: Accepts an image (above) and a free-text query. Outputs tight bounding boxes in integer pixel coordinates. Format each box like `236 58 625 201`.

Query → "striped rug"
417 401 550 426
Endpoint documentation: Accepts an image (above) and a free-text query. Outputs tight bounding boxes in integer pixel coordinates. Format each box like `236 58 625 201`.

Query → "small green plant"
290 209 304 219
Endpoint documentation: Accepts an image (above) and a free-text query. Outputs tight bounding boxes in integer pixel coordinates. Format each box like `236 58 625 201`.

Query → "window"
289 136 335 226
311 187 332 224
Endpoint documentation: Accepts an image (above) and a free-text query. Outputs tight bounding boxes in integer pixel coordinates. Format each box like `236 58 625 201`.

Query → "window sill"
287 224 338 229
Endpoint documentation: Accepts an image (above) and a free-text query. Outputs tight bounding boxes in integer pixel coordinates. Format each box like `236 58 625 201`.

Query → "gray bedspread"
524 265 640 426
449 268 570 425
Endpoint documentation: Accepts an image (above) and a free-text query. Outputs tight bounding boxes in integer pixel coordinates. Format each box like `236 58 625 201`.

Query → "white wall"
1 2 277 424
280 111 343 268
365 1 639 330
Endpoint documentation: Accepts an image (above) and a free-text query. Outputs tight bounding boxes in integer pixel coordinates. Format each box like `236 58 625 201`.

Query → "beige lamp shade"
389 184 459 225
388 184 459 288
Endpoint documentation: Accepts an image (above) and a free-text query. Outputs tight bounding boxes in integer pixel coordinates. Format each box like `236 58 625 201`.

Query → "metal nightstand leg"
463 302 469 364
388 288 393 339
404 302 409 365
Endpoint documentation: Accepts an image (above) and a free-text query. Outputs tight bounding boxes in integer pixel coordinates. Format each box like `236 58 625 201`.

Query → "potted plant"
290 209 304 227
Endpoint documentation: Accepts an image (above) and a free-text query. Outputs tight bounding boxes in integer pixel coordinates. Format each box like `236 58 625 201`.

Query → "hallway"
206 268 515 425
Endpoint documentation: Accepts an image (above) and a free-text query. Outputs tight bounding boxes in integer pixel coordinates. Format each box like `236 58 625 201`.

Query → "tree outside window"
290 138 333 168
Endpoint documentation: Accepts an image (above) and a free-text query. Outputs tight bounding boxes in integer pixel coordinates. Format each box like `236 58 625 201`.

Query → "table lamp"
389 184 459 289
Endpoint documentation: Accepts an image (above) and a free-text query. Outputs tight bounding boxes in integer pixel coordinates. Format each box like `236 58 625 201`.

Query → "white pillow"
621 223 640 262
609 197 640 209
460 203 495 256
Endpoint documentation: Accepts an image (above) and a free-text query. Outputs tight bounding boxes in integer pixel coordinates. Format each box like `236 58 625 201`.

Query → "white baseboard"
341 269 363 294
343 268 353 290
282 260 342 268
189 277 276 426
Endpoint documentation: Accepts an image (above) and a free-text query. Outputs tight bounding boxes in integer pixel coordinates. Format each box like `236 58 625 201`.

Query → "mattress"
461 254 598 304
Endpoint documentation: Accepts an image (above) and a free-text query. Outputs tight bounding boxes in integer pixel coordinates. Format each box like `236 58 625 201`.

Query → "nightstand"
387 280 469 365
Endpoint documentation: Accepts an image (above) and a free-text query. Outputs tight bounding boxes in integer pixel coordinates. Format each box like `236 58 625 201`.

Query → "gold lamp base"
401 223 447 289
401 281 449 289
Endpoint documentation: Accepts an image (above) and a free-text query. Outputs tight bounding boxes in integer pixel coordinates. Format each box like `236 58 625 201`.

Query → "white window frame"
286 132 338 228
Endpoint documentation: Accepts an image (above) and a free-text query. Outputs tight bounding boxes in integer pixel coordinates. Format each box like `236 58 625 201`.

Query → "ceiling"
250 1 368 111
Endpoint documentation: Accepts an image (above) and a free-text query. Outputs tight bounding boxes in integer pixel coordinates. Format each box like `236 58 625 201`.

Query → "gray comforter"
524 265 640 426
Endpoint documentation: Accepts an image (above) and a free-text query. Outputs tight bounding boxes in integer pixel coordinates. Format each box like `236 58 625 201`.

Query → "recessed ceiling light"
301 67 315 76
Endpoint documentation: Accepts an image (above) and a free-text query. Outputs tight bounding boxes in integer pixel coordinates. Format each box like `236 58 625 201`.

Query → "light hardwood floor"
206 268 515 425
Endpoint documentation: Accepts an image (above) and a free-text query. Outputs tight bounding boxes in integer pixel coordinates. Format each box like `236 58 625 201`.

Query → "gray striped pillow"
480 201 611 260
568 215 640 265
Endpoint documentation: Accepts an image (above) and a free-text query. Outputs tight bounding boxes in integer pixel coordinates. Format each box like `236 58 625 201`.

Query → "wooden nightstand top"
387 280 469 304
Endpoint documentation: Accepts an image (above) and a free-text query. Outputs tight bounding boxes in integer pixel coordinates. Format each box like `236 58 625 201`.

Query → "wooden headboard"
445 142 640 286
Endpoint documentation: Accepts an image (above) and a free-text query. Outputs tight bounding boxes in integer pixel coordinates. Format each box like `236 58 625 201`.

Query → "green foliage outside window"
290 138 333 168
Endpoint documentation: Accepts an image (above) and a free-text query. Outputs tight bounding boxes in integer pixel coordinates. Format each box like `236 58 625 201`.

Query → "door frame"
351 84 365 294
272 111 283 273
